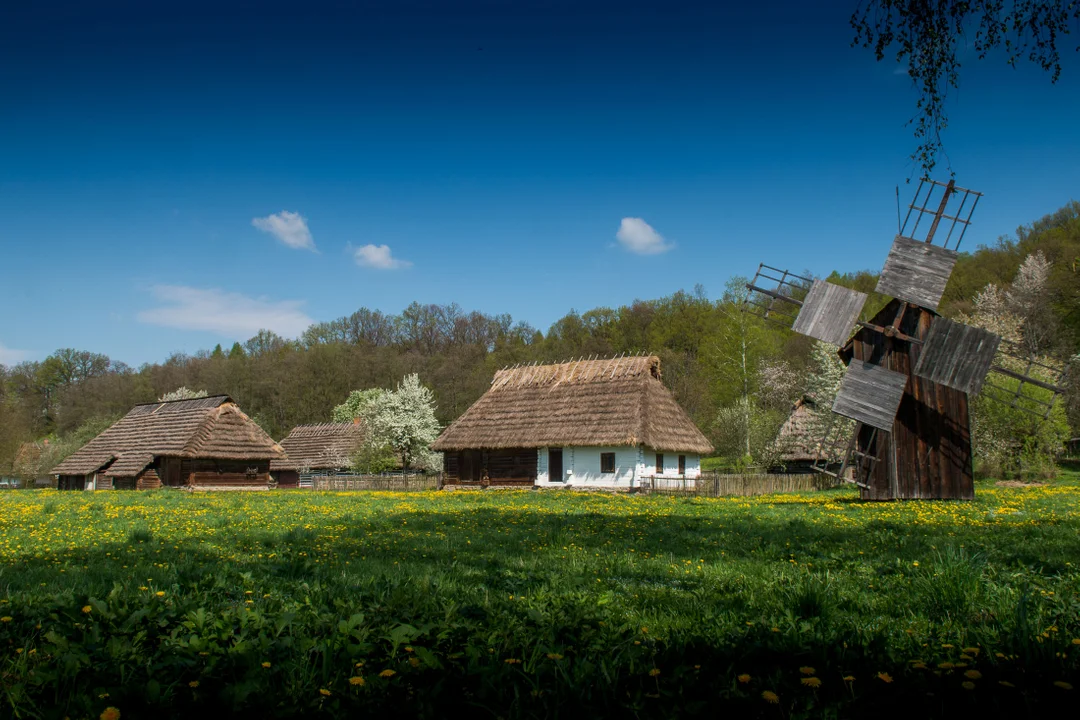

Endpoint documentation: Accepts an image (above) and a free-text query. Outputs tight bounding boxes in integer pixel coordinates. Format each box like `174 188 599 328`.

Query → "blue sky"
2 0 1078 367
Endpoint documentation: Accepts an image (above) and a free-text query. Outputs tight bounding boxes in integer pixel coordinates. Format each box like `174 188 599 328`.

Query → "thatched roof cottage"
51 395 286 491
270 422 367 488
432 355 713 489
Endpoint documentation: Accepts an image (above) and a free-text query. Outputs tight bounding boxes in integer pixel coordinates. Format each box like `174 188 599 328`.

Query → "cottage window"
600 452 615 474
678 455 686 475
655 453 663 474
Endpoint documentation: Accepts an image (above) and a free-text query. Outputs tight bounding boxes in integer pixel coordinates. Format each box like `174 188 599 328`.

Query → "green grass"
1 471 1079 719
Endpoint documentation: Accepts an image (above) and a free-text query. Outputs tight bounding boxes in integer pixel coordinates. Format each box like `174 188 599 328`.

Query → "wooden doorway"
549 448 563 483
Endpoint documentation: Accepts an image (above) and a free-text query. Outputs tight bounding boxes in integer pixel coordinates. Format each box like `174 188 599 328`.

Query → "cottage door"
549 448 563 483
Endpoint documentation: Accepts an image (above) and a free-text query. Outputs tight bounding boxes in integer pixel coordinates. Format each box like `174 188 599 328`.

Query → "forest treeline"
2 201 1078 478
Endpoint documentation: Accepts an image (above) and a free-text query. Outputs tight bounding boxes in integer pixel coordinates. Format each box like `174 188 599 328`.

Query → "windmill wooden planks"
875 235 958 310
913 317 1001 395
831 361 909 431
791 280 867 346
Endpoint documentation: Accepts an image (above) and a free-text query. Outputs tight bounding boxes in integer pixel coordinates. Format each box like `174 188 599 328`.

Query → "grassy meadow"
2 474 1080 719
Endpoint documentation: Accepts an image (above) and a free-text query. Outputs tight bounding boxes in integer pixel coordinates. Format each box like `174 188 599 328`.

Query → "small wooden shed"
432 356 713 489
51 395 287 491
270 422 367 488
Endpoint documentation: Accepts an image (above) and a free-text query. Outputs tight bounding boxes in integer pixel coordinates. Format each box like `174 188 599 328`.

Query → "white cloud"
137 285 313 338
615 217 674 255
252 210 316 251
353 244 412 270
0 342 32 366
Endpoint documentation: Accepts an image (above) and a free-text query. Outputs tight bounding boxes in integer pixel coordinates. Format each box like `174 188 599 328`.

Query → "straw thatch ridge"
271 422 367 471
50 395 286 476
432 355 713 453
772 396 847 463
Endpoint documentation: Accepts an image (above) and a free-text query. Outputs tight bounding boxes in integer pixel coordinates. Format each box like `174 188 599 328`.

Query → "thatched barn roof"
271 422 366 472
772 396 848 463
432 356 713 454
50 395 286 476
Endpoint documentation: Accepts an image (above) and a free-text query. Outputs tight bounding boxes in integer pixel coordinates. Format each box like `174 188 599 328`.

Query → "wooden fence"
638 472 839 498
310 474 441 492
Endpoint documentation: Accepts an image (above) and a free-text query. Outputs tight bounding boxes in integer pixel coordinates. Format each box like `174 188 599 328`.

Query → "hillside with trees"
3 202 1077 480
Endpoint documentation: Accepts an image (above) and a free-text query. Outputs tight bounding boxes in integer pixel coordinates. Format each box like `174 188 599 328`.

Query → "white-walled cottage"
432 355 713 490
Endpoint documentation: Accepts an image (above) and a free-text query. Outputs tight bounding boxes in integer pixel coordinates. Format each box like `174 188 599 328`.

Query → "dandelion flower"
1054 681 1073 690
0 617 11 623
404 646 413 653
409 657 420 667
188 681 199 688
761 690 779 704
1072 639 1080 646
964 670 982 680
505 658 521 665
737 674 751 684
799 666 816 675
843 675 855 682
649 668 661 677
546 653 563 660
82 605 92 614
962 681 976 690
100 709 121 720
319 689 330 696
379 669 396 678
937 662 955 669
155 591 165 597
877 672 893 683
349 676 365 686
801 677 822 688
261 662 271 668
962 647 980 655
999 681 1015 688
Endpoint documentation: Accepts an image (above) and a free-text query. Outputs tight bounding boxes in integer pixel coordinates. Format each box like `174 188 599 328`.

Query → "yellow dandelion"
155 591 165 597
349 676 365 686
1054 681 1073 690
761 690 779 704
964 670 982 680
877 672 893 683
319 689 330 696
379 669 396 678
505 658 521 665
649 668 661 677
100 708 121 720
404 646 413 653
962 647 980 655
799 666 816 675
801 677 822 688
188 681 199 688
999 681 1015 688
0 617 11 623
1072 639 1080 646
938 662 955 669
546 653 564 660
843 675 855 682
962 681 976 690
737 674 751 684
82 605 92 614
261 662 271 668
409 657 420 667
138 586 148 591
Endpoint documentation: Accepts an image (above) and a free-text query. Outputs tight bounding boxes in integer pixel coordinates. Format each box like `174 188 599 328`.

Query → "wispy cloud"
252 210 316 251
137 285 313 338
0 342 32 366
353 243 412 270
615 217 674 255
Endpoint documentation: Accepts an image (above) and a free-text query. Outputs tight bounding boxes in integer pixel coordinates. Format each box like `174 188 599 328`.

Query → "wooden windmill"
744 179 1069 500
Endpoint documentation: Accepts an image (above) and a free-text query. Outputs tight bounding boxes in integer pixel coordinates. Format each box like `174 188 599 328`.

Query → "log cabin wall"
844 300 974 500
443 449 537 485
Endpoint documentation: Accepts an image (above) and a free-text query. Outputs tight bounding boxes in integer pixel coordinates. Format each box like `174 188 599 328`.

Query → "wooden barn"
838 299 974 500
270 422 366 488
50 395 287 491
432 355 713 489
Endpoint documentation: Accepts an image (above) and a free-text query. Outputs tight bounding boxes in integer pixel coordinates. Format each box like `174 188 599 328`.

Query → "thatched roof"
51 395 286 476
271 422 367 471
773 396 847 463
432 356 713 454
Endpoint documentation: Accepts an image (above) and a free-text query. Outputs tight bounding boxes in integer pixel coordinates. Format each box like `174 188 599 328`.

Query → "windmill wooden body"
744 179 1069 500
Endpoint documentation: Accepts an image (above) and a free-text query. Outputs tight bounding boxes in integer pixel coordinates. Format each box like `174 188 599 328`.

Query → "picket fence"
639 472 839 498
